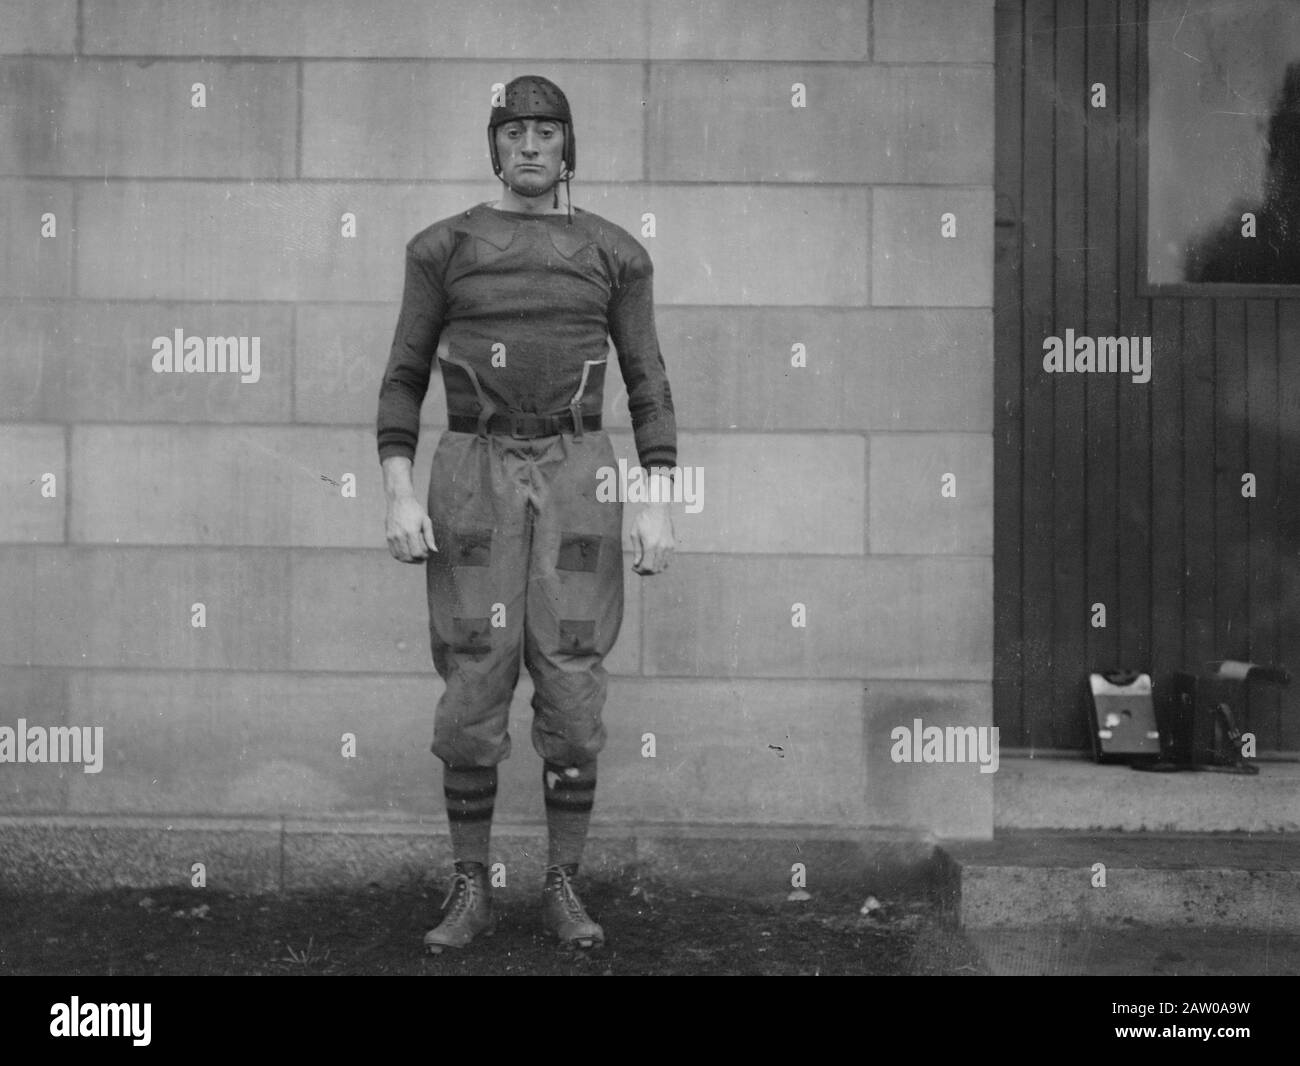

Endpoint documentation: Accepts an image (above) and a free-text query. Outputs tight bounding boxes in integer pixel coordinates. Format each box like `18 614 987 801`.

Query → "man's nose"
521 131 540 155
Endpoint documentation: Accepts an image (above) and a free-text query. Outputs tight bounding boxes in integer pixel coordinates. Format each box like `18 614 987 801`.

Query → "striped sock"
543 760 596 869
443 765 497 866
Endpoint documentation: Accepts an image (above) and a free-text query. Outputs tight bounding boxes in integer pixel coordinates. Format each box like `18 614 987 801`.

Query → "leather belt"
448 411 602 439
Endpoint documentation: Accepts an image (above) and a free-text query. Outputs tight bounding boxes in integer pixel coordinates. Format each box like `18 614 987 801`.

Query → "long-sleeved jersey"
376 203 677 471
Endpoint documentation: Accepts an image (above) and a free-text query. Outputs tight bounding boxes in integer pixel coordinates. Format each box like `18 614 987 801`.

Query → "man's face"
495 118 566 197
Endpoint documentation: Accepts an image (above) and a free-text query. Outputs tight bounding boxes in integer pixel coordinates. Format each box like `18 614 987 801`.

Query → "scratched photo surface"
0 0 1296 1000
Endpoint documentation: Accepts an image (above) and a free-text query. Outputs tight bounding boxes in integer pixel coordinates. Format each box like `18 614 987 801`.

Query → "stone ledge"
0 815 950 898
994 754 1300 832
0 814 282 893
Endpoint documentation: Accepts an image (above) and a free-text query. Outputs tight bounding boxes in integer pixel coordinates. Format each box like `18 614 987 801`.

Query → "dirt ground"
0 867 986 976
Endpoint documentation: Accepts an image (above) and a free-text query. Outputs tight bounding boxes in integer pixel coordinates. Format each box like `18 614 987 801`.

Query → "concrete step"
965 926 1300 976
994 754 1300 832
945 830 1300 930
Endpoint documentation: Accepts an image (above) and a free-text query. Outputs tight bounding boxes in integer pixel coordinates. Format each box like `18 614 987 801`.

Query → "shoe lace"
547 867 589 921
440 872 480 918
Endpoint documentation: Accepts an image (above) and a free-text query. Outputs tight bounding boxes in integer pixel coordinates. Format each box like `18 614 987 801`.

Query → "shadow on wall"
1219 407 1300 649
1183 63 1300 284
1206 399 1300 741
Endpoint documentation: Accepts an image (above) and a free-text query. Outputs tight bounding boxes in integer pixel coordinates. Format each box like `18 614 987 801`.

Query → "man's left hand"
630 502 675 575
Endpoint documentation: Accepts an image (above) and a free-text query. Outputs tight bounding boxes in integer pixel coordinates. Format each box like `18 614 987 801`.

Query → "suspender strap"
438 354 497 440
440 356 606 440
566 359 605 443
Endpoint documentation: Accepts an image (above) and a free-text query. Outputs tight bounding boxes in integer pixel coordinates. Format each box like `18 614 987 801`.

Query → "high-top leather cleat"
541 864 605 949
424 861 495 954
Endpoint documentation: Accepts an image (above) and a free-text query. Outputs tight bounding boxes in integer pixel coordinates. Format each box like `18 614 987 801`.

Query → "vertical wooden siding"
994 0 1300 750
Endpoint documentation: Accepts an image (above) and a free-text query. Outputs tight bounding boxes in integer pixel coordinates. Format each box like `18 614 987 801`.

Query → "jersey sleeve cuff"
640 449 677 472
378 441 416 464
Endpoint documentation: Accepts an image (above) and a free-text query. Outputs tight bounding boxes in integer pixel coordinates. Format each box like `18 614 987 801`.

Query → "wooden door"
994 0 1300 750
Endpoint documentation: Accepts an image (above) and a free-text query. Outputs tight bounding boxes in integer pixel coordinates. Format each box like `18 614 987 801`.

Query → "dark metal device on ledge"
1158 661 1292 775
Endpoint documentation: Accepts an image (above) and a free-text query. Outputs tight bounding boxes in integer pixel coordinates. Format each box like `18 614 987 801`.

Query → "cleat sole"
423 923 495 955
550 932 605 950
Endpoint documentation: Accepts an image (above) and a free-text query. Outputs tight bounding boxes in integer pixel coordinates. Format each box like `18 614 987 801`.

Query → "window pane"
1148 0 1300 285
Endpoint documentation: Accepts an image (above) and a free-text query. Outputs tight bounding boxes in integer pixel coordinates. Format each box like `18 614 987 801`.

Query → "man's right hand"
386 494 437 562
382 456 436 562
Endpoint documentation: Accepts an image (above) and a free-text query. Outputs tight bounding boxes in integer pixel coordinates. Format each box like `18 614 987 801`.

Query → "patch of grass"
0 872 987 977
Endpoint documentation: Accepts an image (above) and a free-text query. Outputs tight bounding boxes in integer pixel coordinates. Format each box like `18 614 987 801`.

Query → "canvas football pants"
425 428 624 768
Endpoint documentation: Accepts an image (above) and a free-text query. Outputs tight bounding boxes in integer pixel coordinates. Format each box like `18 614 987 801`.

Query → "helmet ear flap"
564 122 576 177
488 125 503 176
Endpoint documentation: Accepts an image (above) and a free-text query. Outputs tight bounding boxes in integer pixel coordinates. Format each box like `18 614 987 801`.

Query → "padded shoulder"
406 212 465 265
573 208 653 282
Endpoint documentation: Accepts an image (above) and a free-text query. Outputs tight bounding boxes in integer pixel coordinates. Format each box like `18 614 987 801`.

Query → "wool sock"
543 760 596 869
443 764 497 866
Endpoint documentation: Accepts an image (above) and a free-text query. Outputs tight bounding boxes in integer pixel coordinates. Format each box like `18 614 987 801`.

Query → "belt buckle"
509 414 535 439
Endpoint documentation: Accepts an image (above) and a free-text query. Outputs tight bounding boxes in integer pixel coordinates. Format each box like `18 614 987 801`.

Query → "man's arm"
607 252 677 473
607 245 678 575
377 236 448 562
377 239 446 463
